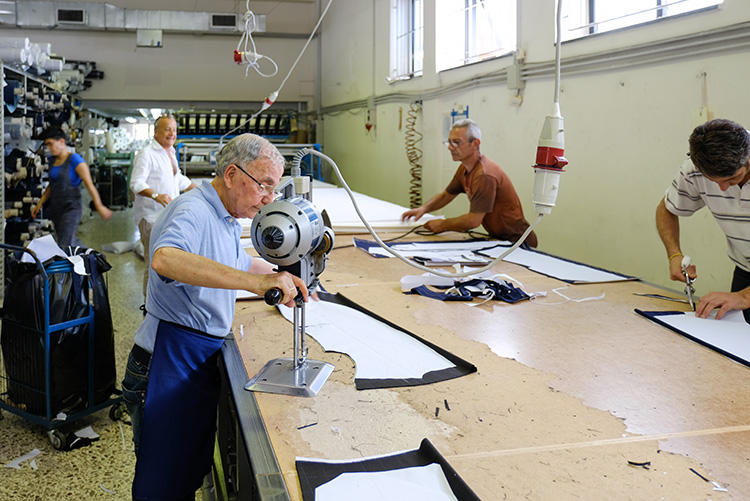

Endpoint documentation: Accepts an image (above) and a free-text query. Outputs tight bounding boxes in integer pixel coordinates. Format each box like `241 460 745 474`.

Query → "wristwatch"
151 192 159 200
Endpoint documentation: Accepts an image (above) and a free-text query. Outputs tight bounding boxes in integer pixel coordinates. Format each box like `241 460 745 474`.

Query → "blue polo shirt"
134 181 253 353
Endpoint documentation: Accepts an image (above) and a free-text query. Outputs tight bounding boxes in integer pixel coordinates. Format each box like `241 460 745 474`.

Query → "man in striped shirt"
656 118 750 322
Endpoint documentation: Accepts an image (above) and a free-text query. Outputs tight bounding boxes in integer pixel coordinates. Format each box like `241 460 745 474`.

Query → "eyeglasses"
232 164 276 195
443 138 472 148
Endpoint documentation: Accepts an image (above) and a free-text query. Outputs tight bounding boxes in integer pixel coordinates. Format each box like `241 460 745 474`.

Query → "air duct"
2 1 252 34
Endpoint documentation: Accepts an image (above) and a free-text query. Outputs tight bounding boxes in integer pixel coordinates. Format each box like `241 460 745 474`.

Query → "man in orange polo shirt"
402 119 537 247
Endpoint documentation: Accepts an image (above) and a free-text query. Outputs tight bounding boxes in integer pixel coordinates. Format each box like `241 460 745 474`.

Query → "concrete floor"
0 208 147 500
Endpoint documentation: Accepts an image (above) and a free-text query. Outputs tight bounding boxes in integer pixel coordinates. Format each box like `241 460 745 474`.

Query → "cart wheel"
48 430 66 451
109 402 125 421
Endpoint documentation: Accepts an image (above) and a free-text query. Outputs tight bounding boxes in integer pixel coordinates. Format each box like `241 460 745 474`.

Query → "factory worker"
401 119 537 247
31 127 112 248
656 118 750 322
130 114 196 297
122 133 309 501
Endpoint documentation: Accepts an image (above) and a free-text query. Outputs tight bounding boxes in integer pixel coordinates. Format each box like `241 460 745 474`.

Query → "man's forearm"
422 191 454 212
152 247 264 293
655 199 682 256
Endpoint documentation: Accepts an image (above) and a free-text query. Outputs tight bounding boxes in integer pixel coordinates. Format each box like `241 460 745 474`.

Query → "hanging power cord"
234 1 279 78
404 101 423 208
293 149 542 279
221 0 335 147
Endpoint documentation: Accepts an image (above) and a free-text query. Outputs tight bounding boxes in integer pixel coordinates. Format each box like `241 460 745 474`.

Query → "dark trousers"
730 266 750 324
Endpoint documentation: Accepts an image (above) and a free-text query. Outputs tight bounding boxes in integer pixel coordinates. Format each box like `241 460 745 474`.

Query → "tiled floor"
0 208 146 500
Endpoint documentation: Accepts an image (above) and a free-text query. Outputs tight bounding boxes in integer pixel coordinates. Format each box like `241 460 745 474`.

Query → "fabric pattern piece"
635 309 750 367
277 292 476 390
296 439 480 501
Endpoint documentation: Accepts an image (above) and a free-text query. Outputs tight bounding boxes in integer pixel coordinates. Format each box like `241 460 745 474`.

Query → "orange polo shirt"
446 155 537 247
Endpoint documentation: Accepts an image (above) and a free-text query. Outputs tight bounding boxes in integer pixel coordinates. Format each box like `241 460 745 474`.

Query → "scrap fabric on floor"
635 309 750 367
277 292 476 389
295 438 480 501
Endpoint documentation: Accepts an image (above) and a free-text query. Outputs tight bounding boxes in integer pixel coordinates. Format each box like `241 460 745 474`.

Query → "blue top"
48 153 84 186
134 181 253 352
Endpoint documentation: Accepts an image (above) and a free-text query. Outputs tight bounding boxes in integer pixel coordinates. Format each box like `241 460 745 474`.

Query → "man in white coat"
131 115 196 296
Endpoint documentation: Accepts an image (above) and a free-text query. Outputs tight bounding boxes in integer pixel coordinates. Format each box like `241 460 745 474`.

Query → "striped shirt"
665 158 750 272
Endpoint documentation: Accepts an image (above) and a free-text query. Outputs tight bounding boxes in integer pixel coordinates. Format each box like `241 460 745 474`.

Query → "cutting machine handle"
264 288 283 306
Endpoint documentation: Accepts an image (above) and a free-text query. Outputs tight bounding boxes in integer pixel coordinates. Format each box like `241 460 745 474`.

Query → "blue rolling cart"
0 244 123 449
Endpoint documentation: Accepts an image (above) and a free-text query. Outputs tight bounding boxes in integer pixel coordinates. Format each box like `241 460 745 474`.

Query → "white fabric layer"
478 246 632 283
278 299 454 380
315 463 458 501
651 310 750 363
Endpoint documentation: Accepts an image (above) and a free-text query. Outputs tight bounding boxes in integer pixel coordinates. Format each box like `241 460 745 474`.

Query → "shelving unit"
2 64 74 249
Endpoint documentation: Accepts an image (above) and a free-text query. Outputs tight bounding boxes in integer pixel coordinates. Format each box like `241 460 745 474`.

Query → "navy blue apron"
132 320 224 501
47 154 83 249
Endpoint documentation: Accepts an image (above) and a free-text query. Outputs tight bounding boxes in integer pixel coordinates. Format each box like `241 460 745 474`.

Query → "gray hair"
452 119 482 141
215 133 284 176
689 119 750 177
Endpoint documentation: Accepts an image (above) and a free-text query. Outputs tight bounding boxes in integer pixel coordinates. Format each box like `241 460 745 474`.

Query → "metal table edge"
221 336 292 501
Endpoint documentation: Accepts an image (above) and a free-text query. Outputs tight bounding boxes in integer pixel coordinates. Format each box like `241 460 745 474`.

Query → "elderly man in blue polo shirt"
122 133 308 501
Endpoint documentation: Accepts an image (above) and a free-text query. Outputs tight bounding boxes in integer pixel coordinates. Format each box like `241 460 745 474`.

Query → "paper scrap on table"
4 448 42 469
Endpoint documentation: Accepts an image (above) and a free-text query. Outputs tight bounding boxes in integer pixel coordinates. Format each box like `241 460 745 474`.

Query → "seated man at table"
656 118 750 322
121 133 310 501
401 119 537 247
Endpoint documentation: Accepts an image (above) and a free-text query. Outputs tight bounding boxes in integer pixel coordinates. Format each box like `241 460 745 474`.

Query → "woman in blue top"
31 128 112 248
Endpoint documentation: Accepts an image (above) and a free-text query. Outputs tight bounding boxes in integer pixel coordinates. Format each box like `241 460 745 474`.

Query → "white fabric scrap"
552 286 606 303
4 448 42 470
99 484 116 495
314 463 458 501
712 481 728 492
74 425 99 440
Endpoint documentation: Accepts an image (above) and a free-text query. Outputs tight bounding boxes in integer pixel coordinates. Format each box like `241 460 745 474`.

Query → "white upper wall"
0 0 320 103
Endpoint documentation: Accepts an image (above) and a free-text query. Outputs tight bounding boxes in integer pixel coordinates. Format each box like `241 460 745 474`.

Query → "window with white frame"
390 0 424 81
562 0 724 41
435 0 516 72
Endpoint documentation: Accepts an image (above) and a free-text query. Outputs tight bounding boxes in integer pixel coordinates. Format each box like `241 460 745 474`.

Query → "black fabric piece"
635 309 750 368
408 284 474 301
296 438 480 501
1 249 116 416
474 244 637 283
407 278 530 304
317 292 477 390
730 266 750 324
456 278 529 303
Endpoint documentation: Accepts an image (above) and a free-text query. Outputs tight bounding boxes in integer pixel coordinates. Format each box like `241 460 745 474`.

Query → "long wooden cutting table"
218 235 750 500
